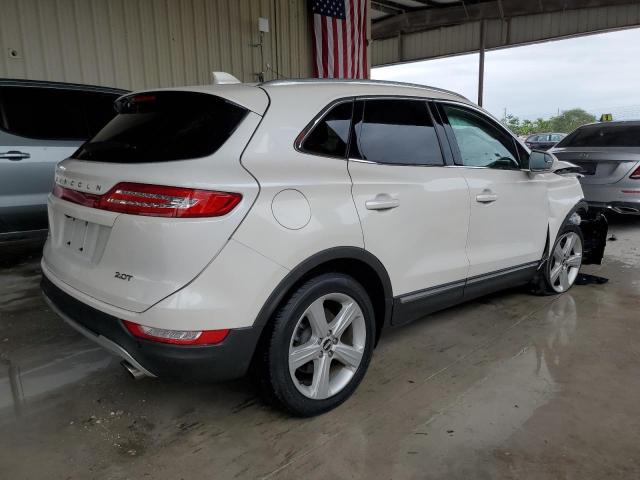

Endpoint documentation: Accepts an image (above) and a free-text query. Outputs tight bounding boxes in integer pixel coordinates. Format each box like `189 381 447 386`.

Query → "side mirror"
529 150 554 172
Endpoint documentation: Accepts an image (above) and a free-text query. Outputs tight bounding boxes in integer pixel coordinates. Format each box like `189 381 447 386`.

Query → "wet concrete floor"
1 215 639 479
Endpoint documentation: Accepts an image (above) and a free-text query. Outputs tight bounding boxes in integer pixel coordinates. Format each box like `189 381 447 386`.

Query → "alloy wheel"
288 293 366 400
549 232 583 293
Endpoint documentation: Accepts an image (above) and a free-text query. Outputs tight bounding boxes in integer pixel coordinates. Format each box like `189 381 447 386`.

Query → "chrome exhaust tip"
121 360 146 380
609 205 640 215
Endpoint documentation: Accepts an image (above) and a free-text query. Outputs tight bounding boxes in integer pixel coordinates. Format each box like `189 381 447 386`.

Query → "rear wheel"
532 225 583 295
258 273 375 417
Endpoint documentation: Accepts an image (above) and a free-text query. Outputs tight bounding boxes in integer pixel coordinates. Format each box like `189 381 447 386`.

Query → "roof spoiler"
212 72 241 85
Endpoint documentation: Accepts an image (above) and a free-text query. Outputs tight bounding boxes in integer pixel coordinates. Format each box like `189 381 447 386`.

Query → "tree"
501 108 596 135
549 108 596 133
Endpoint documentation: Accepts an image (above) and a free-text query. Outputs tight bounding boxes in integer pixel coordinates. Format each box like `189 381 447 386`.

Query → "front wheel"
532 225 584 295
258 273 375 417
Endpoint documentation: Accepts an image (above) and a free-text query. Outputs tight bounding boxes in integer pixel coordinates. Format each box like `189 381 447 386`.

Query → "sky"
372 27 640 122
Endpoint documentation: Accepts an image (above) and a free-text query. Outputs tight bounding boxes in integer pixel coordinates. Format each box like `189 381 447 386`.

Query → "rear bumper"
41 275 262 382
587 201 640 215
580 183 640 214
0 228 48 244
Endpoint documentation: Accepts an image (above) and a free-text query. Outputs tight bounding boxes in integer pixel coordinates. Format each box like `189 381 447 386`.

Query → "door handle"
365 194 399 211
476 190 498 203
0 151 30 161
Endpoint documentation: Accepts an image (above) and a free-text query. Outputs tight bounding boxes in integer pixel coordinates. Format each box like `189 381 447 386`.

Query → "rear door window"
557 124 640 147
73 91 248 163
351 99 443 166
300 100 353 158
0 86 88 140
0 86 121 141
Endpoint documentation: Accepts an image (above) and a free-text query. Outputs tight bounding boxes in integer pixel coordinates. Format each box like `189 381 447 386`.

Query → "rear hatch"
551 123 640 185
43 87 267 312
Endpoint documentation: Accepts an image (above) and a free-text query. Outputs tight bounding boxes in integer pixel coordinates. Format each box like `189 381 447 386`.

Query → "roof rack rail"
259 78 468 101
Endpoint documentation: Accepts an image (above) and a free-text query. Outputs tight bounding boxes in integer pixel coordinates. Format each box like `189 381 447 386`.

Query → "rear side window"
301 101 353 158
74 92 247 163
352 99 443 166
557 124 640 147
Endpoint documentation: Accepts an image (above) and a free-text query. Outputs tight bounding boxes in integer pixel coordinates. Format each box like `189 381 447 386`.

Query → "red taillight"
53 182 242 217
630 165 640 179
123 320 229 345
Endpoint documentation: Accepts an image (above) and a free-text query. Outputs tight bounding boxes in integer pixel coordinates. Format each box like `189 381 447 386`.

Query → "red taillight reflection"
123 320 229 345
630 165 640 179
53 182 242 218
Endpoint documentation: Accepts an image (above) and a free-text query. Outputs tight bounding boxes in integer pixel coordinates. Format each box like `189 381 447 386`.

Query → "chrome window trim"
346 95 447 168
294 97 355 160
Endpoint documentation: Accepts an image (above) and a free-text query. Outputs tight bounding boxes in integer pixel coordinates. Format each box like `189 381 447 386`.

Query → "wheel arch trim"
251 247 394 344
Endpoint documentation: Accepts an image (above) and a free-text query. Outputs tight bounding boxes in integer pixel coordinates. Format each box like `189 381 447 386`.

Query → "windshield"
73 91 247 163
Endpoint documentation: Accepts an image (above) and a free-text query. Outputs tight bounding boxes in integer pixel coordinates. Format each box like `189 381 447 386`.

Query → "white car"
41 80 607 416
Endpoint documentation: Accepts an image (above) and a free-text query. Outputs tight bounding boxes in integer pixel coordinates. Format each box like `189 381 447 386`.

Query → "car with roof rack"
41 77 607 416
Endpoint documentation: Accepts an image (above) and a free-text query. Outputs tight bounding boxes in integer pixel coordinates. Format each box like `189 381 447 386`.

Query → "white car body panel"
232 84 372 270
545 171 585 247
348 161 470 295
463 168 548 277
43 239 288 330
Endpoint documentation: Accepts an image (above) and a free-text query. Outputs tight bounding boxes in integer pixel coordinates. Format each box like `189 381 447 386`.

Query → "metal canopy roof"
371 0 486 22
372 0 640 68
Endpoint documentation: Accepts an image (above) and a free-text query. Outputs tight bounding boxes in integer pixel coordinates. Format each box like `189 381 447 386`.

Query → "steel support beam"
373 0 639 39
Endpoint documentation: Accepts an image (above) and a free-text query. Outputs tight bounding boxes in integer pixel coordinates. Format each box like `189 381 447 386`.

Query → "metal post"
478 20 485 107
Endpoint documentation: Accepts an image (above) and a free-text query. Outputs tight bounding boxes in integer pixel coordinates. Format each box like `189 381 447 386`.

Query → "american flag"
310 0 368 79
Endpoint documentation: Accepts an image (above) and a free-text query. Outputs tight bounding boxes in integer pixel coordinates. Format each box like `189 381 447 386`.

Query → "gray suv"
0 79 126 244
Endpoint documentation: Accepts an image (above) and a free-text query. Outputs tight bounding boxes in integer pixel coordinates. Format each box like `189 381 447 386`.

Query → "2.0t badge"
114 272 133 281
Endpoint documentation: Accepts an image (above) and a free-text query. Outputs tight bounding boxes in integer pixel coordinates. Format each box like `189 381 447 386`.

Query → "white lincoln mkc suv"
41 79 608 416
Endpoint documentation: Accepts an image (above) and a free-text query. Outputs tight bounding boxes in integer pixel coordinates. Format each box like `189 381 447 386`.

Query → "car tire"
531 224 584 295
257 273 375 417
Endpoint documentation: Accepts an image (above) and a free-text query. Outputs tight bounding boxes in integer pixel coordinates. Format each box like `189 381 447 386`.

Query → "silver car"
0 79 126 244
550 121 640 215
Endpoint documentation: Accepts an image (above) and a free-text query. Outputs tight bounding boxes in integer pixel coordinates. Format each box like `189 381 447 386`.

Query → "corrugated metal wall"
0 0 313 90
372 3 640 66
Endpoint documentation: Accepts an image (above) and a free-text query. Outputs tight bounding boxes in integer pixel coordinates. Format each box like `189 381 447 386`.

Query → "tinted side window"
0 86 89 140
301 101 353 158
352 99 443 166
442 104 519 169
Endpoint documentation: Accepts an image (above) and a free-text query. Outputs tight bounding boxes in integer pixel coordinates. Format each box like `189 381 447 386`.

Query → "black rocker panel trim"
392 261 539 326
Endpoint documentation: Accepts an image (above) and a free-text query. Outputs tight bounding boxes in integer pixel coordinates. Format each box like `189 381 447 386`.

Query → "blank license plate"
62 215 99 258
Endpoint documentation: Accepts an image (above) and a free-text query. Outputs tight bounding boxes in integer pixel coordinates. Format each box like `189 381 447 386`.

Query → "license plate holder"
62 215 100 258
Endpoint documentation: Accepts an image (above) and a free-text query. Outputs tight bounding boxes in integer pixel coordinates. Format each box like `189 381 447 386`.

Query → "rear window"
557 124 640 148
73 91 247 163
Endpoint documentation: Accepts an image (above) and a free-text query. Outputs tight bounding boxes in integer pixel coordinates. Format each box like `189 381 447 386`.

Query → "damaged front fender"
579 211 608 265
